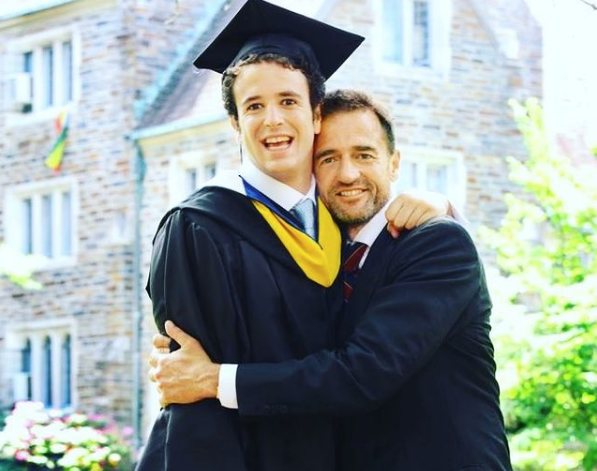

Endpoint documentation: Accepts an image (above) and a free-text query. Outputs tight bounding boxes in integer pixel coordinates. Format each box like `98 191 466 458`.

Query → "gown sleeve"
137 209 248 471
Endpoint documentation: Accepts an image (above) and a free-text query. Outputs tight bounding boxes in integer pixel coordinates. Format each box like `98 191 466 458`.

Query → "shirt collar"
350 201 391 246
240 157 316 211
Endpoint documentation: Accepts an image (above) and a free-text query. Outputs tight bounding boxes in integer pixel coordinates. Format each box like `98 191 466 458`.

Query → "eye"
357 153 375 161
246 103 262 112
281 98 297 106
318 155 338 166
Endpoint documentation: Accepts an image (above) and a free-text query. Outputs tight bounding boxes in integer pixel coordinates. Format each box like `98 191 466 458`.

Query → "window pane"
21 339 33 400
413 0 430 67
185 168 197 194
43 336 52 407
23 51 33 73
22 198 33 254
382 0 404 63
427 164 448 194
41 194 53 257
42 46 54 108
61 335 71 407
22 51 34 113
401 161 418 188
61 191 72 256
62 41 73 103
204 162 216 180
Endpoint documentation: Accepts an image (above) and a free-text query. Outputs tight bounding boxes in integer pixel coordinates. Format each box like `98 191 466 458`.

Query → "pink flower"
15 449 31 461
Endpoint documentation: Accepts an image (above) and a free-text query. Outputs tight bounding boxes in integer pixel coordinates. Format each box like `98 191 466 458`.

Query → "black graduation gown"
136 186 342 471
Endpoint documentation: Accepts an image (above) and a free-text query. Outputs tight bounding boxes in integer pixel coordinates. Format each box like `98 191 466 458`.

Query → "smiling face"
314 109 399 237
230 61 321 193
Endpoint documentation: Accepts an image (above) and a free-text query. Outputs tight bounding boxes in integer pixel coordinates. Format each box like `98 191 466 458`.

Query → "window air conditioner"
7 72 32 112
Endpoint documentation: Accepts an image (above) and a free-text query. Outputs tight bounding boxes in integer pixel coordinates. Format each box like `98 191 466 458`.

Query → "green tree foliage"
481 98 596 470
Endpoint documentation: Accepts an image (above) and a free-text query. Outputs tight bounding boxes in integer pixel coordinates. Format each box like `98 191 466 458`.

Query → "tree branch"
579 0 597 10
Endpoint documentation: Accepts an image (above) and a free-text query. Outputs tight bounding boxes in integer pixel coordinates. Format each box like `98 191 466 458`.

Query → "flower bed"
0 402 132 470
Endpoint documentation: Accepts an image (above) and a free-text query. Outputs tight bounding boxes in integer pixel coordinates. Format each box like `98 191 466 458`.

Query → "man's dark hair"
221 53 326 120
321 89 396 153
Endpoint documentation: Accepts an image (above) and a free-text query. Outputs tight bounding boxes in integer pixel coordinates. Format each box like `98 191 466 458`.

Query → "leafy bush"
481 98 596 470
0 402 133 470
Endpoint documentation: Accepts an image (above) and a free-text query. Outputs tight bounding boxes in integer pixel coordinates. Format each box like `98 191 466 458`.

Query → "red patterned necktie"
342 241 368 302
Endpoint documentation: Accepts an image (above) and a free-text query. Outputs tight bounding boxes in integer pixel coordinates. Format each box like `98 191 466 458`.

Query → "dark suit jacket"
236 218 512 470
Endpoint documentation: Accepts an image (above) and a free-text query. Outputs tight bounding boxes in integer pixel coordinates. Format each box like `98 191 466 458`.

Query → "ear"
313 105 322 135
229 115 240 133
389 149 400 182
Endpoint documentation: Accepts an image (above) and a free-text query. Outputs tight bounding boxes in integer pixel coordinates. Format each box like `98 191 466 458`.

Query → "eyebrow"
240 90 301 107
314 148 336 160
353 145 377 153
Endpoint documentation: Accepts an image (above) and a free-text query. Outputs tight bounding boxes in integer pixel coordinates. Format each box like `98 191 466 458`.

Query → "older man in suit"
151 89 511 470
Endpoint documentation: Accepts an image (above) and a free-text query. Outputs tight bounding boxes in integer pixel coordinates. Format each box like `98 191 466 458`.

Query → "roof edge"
131 111 227 141
0 0 80 22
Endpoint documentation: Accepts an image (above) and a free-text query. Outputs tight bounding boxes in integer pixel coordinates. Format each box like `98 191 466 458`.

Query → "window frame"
168 151 219 206
5 319 76 411
4 177 79 270
393 146 466 210
4 26 80 125
373 0 452 79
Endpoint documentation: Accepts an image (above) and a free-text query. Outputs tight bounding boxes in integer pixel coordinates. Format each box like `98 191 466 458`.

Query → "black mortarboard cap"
193 0 364 80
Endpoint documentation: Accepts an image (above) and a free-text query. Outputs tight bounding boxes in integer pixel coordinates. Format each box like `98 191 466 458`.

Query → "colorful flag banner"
45 110 69 171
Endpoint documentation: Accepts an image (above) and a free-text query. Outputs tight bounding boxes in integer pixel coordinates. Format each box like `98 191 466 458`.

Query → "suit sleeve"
236 219 483 416
139 210 247 471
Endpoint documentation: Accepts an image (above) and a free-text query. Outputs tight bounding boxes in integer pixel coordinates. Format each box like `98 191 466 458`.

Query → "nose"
337 157 360 183
264 105 283 127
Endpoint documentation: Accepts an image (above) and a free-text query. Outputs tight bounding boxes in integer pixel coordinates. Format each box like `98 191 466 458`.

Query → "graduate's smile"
262 135 294 152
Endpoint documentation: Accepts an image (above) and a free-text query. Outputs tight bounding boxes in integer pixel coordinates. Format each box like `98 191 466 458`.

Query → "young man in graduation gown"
137 2 451 470
151 90 512 470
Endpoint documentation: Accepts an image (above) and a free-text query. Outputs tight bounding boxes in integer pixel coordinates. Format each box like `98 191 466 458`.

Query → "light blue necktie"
291 199 316 239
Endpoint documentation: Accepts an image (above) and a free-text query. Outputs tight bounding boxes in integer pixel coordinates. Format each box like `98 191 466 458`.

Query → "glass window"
61 191 72 257
42 45 54 108
16 35 76 113
41 194 53 258
22 198 33 254
204 162 217 180
61 335 71 407
380 0 438 69
43 336 52 407
382 0 404 63
62 41 73 103
13 330 73 409
185 168 197 195
413 0 430 67
7 182 76 262
393 148 466 209
21 339 32 400
23 51 33 73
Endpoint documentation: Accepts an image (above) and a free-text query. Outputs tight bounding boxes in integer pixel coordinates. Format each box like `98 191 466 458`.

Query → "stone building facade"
0 0 541 448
